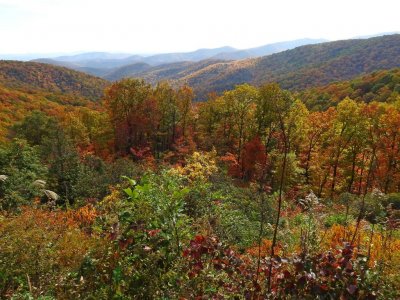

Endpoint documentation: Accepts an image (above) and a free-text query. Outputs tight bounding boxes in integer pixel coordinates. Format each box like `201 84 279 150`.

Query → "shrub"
0 208 100 298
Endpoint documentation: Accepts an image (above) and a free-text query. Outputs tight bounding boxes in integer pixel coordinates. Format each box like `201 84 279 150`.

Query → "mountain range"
27 35 400 100
32 39 327 77
106 34 400 99
0 34 399 103
1 34 400 140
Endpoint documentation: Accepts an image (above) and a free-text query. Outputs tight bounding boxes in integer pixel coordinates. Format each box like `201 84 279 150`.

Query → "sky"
0 0 399 55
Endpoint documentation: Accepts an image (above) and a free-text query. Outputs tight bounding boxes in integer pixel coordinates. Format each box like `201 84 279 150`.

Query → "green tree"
223 84 258 160
12 110 58 148
0 139 48 210
154 82 180 153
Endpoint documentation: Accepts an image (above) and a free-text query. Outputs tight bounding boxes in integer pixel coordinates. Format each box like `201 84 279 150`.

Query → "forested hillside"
105 59 230 83
0 83 100 144
2 0 400 296
0 61 109 145
299 68 400 110
180 34 400 99
1 75 399 298
0 61 108 100
100 35 400 100
31 35 400 102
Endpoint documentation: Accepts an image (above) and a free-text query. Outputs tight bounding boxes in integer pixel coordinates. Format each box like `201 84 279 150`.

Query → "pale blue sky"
0 0 399 55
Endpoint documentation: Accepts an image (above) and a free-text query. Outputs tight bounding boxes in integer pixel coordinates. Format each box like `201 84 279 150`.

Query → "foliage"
0 139 47 210
89 171 193 298
0 60 108 101
0 208 101 299
0 83 98 144
299 68 400 110
174 149 218 182
139 34 400 100
0 65 400 298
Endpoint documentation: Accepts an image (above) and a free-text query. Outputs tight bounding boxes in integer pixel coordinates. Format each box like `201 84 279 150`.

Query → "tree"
241 136 267 181
154 82 180 153
377 105 400 193
196 93 224 150
63 108 113 157
223 84 258 161
327 98 363 198
45 127 83 206
177 85 194 137
299 110 332 186
0 139 48 210
104 79 152 155
256 83 286 152
12 110 58 148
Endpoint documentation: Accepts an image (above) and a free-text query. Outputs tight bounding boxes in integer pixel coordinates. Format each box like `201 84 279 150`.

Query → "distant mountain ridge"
54 52 133 62
94 34 400 100
162 34 400 99
211 38 327 60
45 34 399 101
3 34 399 103
32 38 327 77
352 31 400 39
33 47 238 75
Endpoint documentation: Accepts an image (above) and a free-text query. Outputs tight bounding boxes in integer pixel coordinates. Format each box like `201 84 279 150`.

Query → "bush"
324 213 348 228
0 208 100 298
0 139 47 210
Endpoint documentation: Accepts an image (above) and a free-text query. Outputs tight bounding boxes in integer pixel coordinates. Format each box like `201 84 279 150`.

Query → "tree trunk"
347 149 358 193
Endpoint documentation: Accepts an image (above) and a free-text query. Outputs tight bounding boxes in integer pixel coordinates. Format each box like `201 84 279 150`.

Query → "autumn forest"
1 34 400 299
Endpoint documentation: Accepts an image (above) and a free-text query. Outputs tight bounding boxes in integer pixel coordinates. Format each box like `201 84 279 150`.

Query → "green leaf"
123 187 133 197
121 175 136 187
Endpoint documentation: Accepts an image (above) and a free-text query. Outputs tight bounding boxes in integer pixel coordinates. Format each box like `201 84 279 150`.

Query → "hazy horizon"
0 37 331 60
2 33 400 61
0 0 399 56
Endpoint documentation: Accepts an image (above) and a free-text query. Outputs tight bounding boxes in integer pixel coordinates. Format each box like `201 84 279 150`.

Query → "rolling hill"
0 82 102 144
0 60 109 101
138 34 399 100
298 68 400 110
103 59 229 82
104 62 152 81
4 35 400 104
249 34 400 90
99 34 399 100
0 61 108 143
